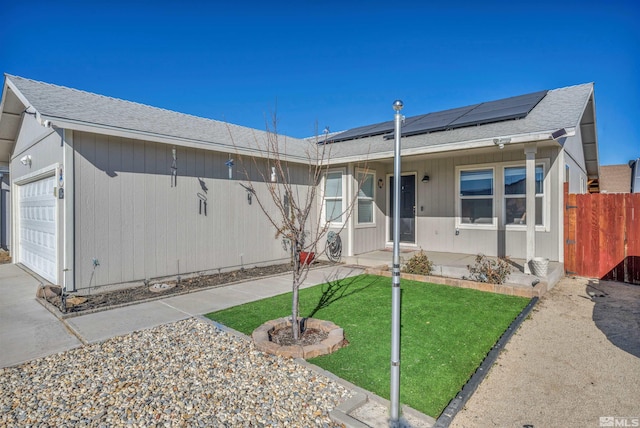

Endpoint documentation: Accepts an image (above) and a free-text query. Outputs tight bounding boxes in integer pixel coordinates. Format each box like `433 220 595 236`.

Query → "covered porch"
344 249 564 297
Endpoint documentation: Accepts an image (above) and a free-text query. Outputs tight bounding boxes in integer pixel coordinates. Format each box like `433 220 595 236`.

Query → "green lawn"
206 274 529 417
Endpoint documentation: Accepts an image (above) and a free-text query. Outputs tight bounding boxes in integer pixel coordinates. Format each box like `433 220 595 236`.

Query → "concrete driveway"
0 264 82 367
450 276 640 427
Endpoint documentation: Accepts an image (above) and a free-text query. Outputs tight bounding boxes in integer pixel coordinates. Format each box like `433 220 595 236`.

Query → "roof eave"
44 116 312 165
322 128 576 165
581 87 599 179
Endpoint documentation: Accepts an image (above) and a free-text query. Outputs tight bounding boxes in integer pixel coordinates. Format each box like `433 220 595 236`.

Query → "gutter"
322 127 577 165
43 116 313 165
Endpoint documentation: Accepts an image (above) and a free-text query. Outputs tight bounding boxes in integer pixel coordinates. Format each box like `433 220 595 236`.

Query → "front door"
389 174 416 243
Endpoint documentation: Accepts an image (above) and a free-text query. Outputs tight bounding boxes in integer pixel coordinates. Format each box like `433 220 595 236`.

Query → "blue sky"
1 0 638 165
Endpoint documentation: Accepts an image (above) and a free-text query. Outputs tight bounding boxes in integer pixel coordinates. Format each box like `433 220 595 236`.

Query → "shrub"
403 250 434 276
466 254 512 284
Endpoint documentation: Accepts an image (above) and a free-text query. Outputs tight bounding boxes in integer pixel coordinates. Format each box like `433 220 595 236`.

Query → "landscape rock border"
252 317 345 359
366 267 548 298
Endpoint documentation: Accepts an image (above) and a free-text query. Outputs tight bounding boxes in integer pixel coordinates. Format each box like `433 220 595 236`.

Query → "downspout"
61 128 76 292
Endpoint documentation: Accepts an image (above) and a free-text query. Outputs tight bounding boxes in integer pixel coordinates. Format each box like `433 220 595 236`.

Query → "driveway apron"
0 264 82 368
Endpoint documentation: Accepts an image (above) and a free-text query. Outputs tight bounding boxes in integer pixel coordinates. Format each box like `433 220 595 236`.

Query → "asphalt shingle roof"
5 74 313 161
324 83 594 160
5 75 594 164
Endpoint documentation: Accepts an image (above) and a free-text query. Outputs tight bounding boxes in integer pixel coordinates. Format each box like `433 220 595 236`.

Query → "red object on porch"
299 251 315 265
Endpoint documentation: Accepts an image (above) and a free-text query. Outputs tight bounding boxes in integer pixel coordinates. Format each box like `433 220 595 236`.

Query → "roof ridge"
547 82 594 92
5 73 238 129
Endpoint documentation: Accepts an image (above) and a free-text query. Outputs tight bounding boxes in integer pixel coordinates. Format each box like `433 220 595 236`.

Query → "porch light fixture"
20 155 32 167
421 175 430 183
390 99 403 425
378 178 384 189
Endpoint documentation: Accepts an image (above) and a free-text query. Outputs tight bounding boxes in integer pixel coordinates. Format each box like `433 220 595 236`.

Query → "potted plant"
298 230 315 265
299 251 315 265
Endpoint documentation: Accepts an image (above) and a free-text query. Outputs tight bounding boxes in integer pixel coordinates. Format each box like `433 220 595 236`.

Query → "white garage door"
19 176 57 283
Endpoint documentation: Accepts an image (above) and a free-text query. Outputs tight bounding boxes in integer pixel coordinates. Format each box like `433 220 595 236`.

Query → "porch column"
524 143 537 274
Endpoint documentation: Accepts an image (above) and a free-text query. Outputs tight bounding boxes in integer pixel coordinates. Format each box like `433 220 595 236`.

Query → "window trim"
322 168 346 226
355 168 376 228
456 165 497 230
455 160 550 232
503 162 549 231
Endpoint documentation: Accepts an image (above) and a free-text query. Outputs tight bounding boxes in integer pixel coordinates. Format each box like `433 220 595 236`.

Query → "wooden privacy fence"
564 184 640 284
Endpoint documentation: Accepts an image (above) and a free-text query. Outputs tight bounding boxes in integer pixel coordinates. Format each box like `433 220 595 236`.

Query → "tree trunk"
291 278 300 340
291 244 301 340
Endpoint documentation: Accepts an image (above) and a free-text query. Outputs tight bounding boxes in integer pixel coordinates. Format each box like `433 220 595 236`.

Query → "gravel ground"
0 318 352 427
451 277 640 428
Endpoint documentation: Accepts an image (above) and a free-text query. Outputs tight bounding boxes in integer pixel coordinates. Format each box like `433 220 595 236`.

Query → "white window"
459 168 494 225
356 170 375 225
504 165 544 226
324 170 343 223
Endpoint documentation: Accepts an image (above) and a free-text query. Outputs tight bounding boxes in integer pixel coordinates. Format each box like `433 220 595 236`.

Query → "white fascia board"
44 117 311 165
3 78 29 111
4 78 44 125
577 84 595 122
0 81 10 118
323 128 577 165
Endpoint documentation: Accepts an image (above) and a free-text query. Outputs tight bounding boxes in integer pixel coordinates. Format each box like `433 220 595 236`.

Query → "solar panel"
447 90 547 128
328 89 548 143
328 120 394 143
390 104 479 138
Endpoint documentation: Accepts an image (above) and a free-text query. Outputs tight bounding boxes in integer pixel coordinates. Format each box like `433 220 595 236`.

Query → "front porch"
344 249 564 297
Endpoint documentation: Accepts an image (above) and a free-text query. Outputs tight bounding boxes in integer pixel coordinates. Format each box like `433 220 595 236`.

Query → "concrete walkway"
0 263 364 365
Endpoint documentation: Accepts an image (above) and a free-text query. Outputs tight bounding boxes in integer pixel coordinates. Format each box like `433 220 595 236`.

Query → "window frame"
456 166 497 229
503 164 545 228
355 168 376 227
322 168 346 226
502 160 550 232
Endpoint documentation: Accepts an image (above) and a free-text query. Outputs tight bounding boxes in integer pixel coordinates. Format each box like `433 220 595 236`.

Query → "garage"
18 176 57 283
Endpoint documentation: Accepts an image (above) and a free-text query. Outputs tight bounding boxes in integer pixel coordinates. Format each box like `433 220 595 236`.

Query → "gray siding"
563 126 589 193
345 144 563 261
73 131 310 290
11 115 62 179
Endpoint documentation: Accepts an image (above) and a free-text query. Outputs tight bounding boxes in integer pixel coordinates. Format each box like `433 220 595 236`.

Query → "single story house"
0 75 599 292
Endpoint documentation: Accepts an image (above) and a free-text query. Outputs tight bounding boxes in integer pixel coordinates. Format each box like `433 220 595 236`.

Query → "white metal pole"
390 99 403 424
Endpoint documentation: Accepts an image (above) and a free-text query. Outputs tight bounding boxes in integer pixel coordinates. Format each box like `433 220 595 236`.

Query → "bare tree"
228 116 367 340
